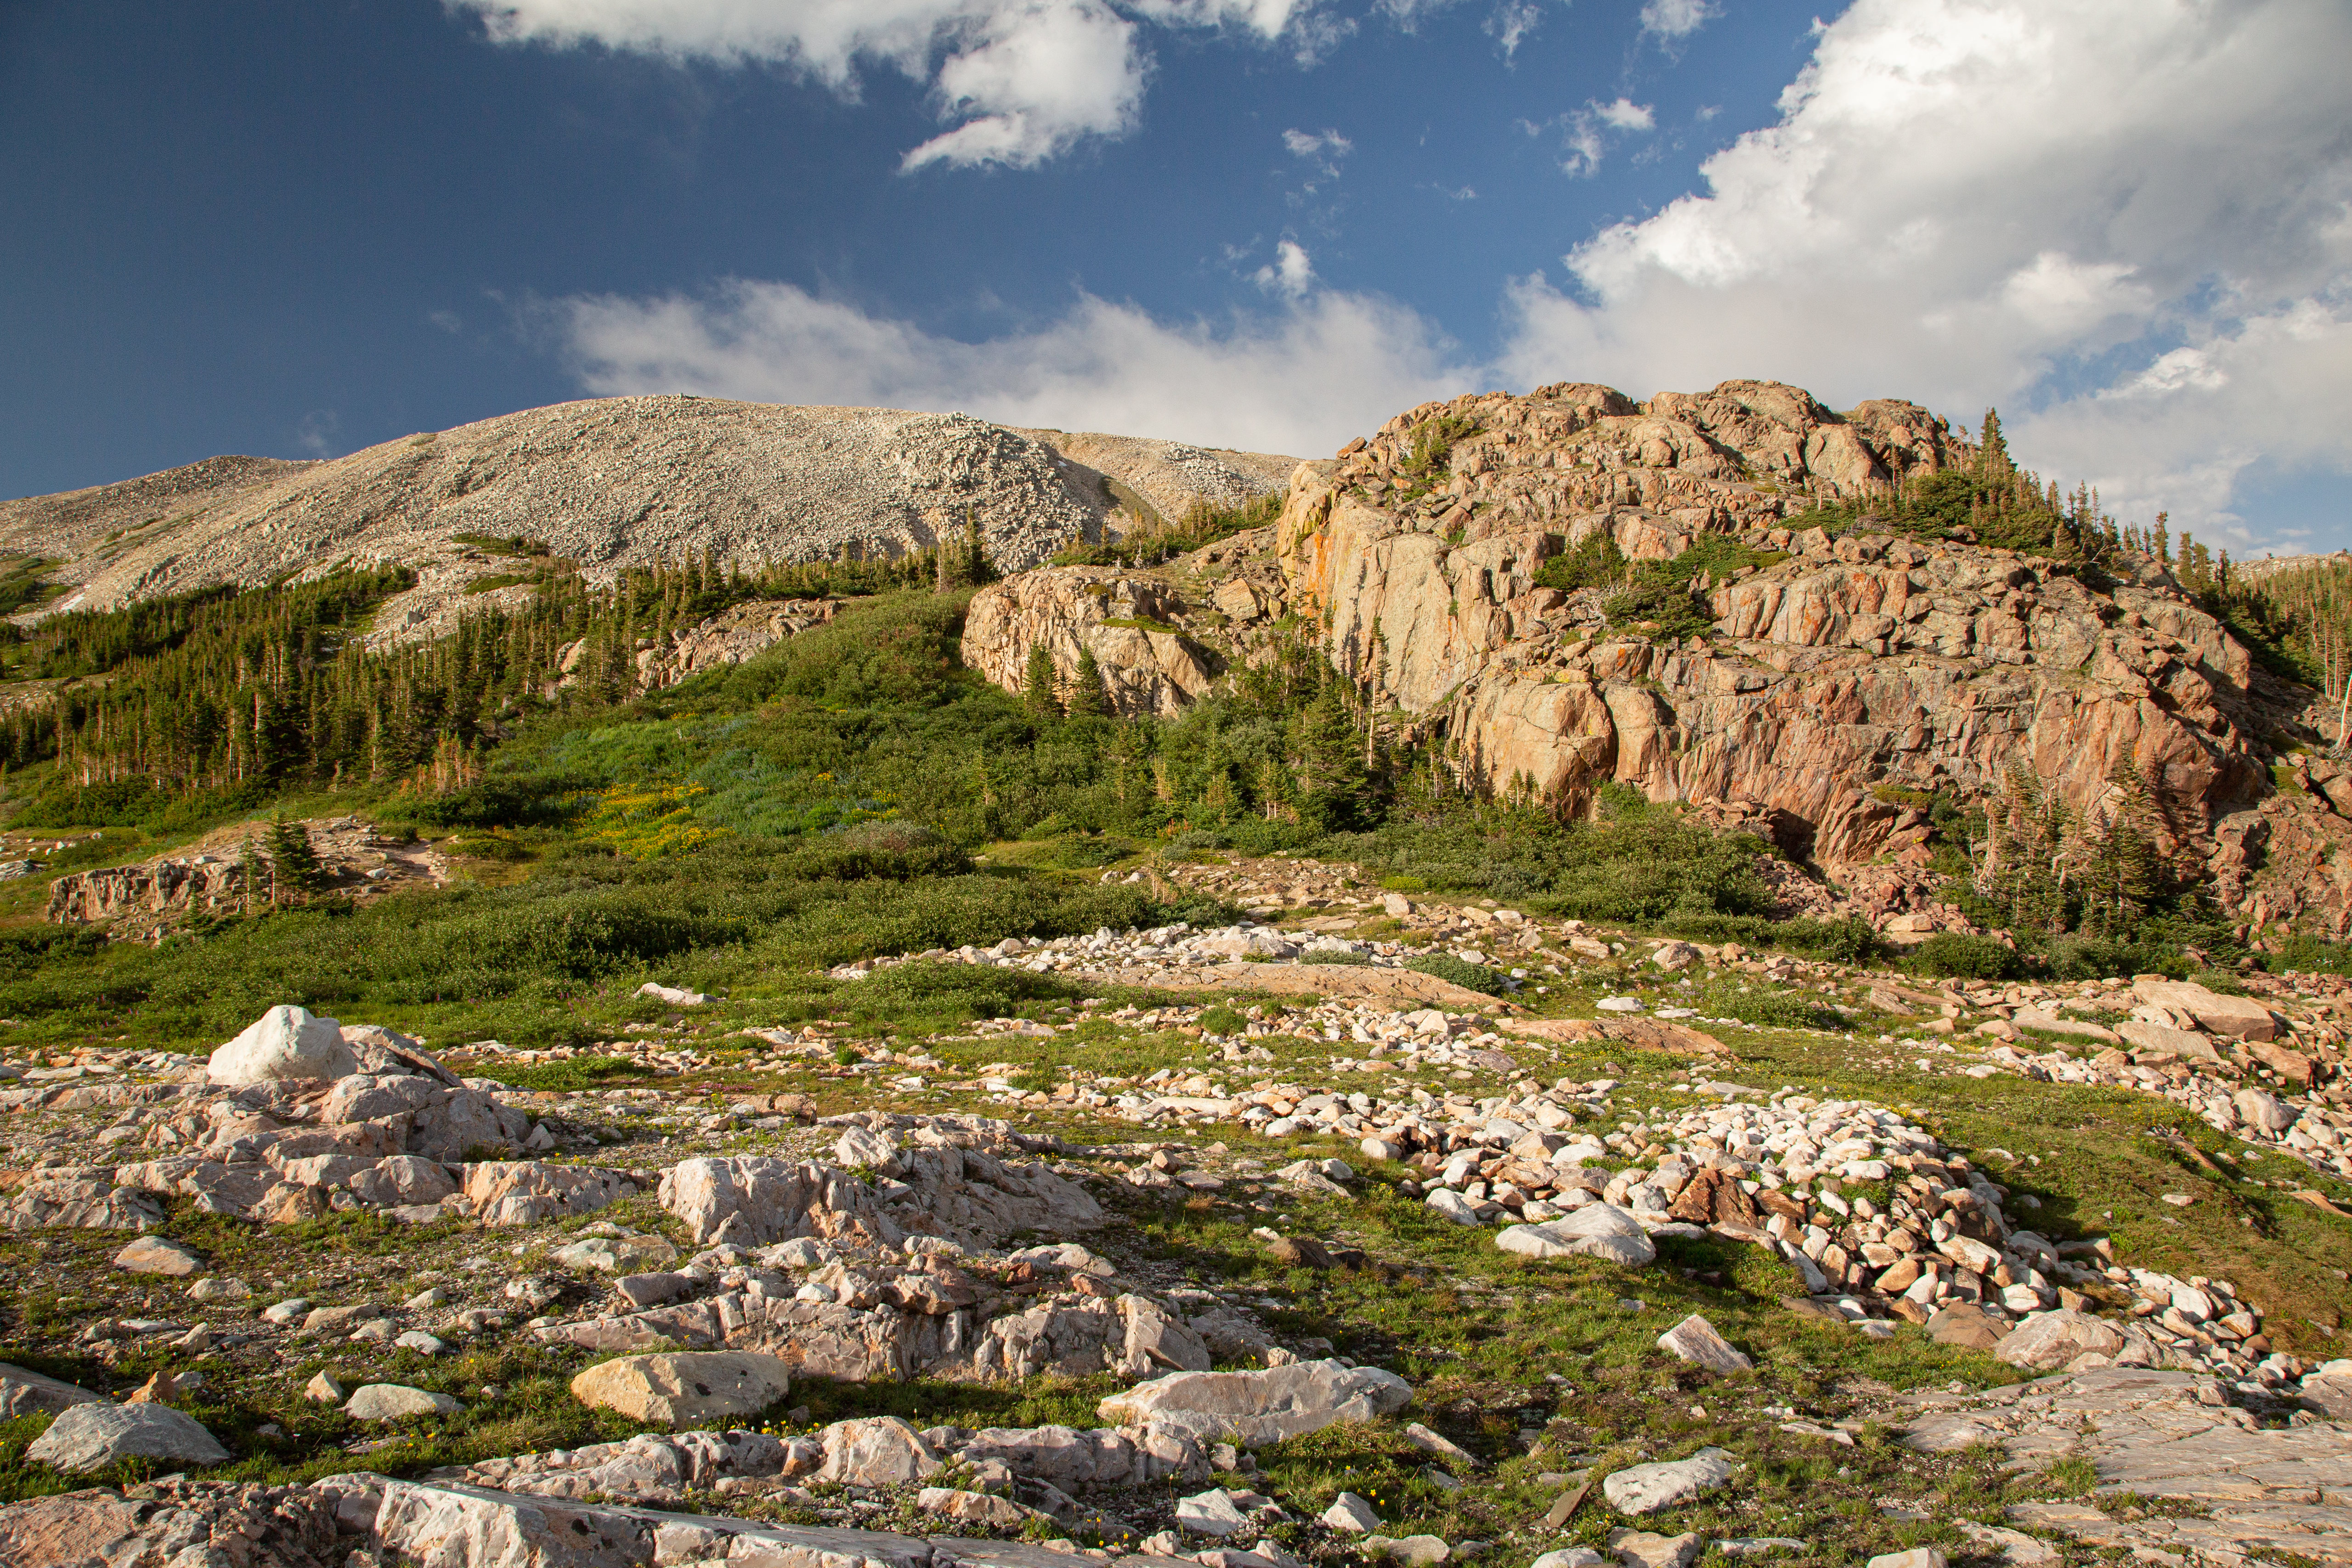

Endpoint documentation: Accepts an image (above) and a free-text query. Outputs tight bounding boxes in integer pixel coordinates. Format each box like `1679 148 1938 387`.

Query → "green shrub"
1907 932 2025 981
1298 949 1370 966
1532 530 1628 594
1200 1004 1248 1035
1405 953 1508 994
1696 980 1842 1030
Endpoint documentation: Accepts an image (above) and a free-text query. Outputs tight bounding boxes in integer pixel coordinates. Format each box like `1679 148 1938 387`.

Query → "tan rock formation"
959 567 1221 716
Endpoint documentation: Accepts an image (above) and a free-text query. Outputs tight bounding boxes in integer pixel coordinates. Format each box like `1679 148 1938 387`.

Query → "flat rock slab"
1103 961 1506 1012
26 1403 229 1472
571 1351 792 1428
1097 1357 1412 1445
1892 1367 2352 1566
113 1235 204 1276
1656 1314 1752 1373
344 1384 464 1423
1603 1450 1733 1515
1607 1529 1703 1568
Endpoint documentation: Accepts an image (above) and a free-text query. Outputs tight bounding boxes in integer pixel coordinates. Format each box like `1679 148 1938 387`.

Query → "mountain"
0 396 1300 642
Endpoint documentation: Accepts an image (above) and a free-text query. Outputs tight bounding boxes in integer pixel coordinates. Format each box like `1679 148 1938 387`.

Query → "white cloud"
449 0 1309 169
1549 96 1656 177
1592 97 1654 131
1501 0 2352 548
1638 0 1714 39
1282 127 1351 159
1253 238 1317 297
553 276 1472 454
1483 0 1543 59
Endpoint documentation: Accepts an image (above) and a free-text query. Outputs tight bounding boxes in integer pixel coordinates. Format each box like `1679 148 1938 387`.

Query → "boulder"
113 1235 204 1277
207 1004 357 1084
814 1416 942 1485
1323 1493 1381 1533
1993 1310 2126 1371
554 1234 680 1274
571 1352 793 1428
1657 1314 1753 1373
1097 1358 1413 1445
1175 1489 1249 1537
2115 1021 2222 1062
0 1362 106 1418
2130 978 2279 1042
26 1403 230 1472
1928 1303 2009 1350
1496 1204 1656 1266
1602 1450 1732 1515
344 1384 464 1422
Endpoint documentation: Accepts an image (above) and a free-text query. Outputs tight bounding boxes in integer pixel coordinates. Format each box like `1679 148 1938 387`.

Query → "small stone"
1322 1492 1380 1533
113 1236 204 1277
1404 1422 1477 1467
395 1331 448 1356
305 1372 346 1404
1954 1523 2059 1568
343 1384 463 1422
186 1277 250 1303
0 1362 105 1418
1657 1314 1753 1372
1376 1536 1450 1566
1865 1552 1946 1568
404 1287 447 1310
26 1404 229 1472
1715 1542 1805 1560
1532 1553 1606 1568
261 1298 310 1325
916 1488 1034 1529
1606 1531 1703 1568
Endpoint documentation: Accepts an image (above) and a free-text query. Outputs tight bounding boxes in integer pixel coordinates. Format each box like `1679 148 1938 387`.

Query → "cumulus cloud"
1500 0 2352 547
1253 238 1317 297
449 0 1307 168
553 276 1472 454
1483 0 1544 59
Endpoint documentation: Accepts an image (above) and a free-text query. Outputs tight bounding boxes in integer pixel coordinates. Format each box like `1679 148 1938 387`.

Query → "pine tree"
1023 643 1060 716
1065 648 1112 717
266 815 321 903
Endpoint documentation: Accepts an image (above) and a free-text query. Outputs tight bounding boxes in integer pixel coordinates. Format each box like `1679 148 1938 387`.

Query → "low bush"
1405 953 1508 995
1906 932 2026 981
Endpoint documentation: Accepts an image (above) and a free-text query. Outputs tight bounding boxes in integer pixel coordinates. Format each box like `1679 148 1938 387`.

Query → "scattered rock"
1606 1529 1704 1568
1176 1489 1249 1537
1993 1310 2126 1372
0 1362 105 1418
1323 1492 1381 1533
1656 1315 1753 1373
343 1384 464 1422
305 1372 346 1404
113 1235 204 1276
1602 1450 1733 1515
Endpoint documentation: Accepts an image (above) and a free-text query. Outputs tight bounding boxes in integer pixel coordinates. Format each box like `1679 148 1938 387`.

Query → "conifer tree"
266 815 321 903
1023 643 1060 716
1065 648 1112 717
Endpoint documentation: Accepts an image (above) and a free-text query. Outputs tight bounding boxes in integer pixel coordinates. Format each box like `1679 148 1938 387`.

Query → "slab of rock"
1866 1551 1945 1568
1606 1529 1704 1568
1602 1450 1733 1515
1656 1314 1753 1373
113 1235 204 1276
208 1004 358 1084
572 1352 792 1427
918 1488 1035 1529
1928 1303 2009 1350
344 1384 464 1422
1176 1489 1249 1537
1097 1358 1413 1445
816 1416 943 1485
1323 1492 1381 1533
1496 1203 1656 1266
1954 1523 2059 1568
1366 1535 1450 1565
1404 1423 1476 1467
2131 978 2278 1042
2115 1021 2222 1062
26 1402 229 1472
1532 1551 1607 1568
0 1361 105 1418
1993 1309 2126 1371
554 1234 680 1274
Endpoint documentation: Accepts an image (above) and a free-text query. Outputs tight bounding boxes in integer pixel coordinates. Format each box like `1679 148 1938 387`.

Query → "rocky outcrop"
631 598 838 689
959 567 1221 716
46 816 447 937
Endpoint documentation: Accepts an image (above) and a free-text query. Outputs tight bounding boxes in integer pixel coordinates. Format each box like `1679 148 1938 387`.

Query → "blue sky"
5 0 2348 551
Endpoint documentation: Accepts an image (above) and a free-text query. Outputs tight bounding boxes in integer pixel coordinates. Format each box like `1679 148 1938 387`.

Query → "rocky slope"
0 400 1298 642
964 378 2352 932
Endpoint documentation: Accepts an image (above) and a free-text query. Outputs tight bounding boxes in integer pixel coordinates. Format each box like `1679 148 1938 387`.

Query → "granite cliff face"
964 378 2352 932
